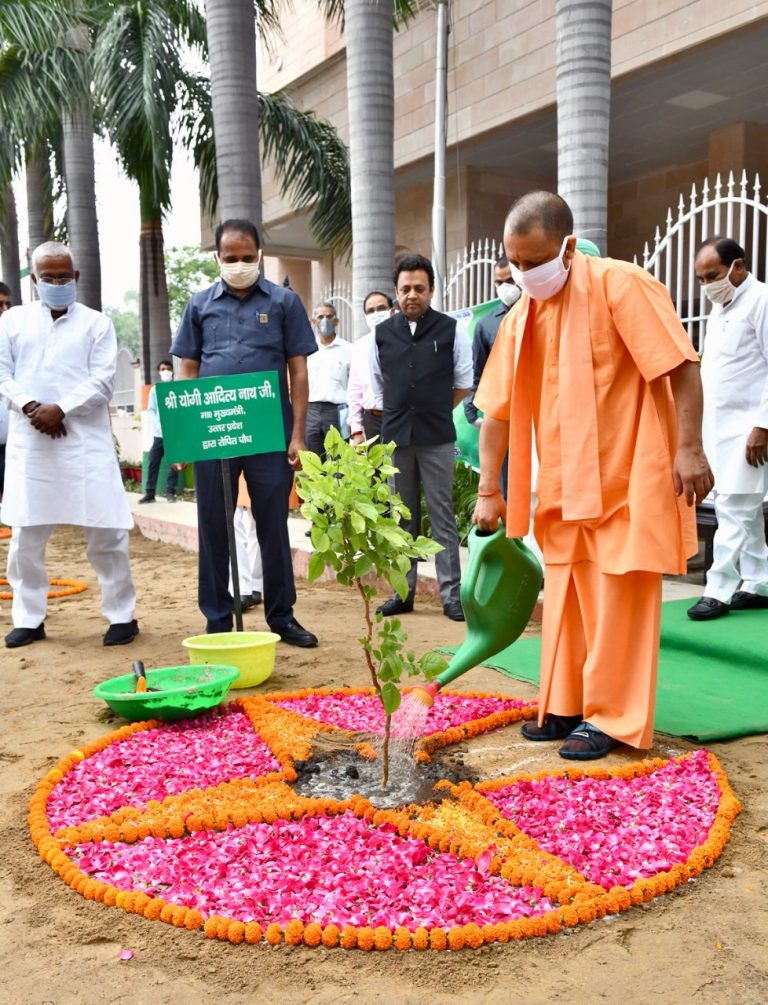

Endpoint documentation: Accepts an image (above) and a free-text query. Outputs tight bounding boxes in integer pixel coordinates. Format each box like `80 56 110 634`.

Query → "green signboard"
156 371 285 464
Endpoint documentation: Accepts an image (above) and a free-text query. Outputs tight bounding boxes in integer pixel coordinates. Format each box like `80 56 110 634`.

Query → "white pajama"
7 525 136 628
229 507 263 595
705 491 768 602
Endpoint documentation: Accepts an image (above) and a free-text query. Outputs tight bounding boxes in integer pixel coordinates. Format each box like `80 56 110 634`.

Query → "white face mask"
159 369 174 382
218 253 262 290
702 262 737 306
364 309 391 332
509 236 573 301
497 282 521 308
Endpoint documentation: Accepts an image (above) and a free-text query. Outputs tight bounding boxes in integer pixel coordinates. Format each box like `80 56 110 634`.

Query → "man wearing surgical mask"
474 191 712 761
306 302 352 459
687 237 768 621
172 219 319 647
348 291 394 444
0 241 138 648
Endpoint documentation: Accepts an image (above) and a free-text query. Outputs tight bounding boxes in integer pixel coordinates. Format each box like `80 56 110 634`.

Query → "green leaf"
380 682 401 715
388 569 410 601
307 551 326 582
417 652 449 679
310 529 330 552
354 554 373 577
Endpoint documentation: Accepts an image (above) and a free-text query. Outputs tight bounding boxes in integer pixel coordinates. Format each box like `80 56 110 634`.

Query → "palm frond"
259 89 351 258
0 1 83 53
94 3 183 214
180 78 352 259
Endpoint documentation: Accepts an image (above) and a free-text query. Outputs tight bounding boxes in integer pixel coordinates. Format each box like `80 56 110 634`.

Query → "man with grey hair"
0 241 138 648
306 301 351 459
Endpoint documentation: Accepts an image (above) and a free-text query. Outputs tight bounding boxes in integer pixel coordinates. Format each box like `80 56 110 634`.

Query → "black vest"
375 307 457 446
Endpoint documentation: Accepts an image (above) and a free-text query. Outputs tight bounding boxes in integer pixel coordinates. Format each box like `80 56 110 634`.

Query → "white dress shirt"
701 273 768 493
307 335 352 404
0 301 132 528
347 332 379 434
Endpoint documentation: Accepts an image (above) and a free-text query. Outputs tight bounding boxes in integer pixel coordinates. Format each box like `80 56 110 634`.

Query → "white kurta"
700 274 768 494
0 301 133 529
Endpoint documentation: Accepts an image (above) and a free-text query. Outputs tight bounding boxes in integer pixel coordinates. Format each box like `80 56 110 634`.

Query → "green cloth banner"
449 297 501 470
156 371 285 464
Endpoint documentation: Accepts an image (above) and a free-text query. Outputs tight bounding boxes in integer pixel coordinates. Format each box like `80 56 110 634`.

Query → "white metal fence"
112 346 138 411
445 238 500 312
636 170 768 350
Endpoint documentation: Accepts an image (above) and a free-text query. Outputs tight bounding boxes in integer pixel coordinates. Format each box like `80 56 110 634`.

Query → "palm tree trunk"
345 0 396 338
62 99 102 309
139 186 172 385
0 180 23 305
555 0 612 254
204 0 262 225
25 144 55 253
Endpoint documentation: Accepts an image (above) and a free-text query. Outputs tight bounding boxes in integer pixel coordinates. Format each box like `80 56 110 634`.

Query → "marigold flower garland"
29 688 741 950
0 576 88 600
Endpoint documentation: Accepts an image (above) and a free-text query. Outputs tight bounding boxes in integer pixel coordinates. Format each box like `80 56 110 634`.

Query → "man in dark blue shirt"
171 218 319 646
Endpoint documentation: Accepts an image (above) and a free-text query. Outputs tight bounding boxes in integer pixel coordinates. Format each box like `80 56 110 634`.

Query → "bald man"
474 191 712 760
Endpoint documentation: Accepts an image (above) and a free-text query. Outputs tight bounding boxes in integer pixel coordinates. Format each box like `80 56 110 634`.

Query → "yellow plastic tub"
181 631 280 689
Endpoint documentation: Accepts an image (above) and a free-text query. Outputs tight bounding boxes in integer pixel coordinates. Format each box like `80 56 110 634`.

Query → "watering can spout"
431 524 542 691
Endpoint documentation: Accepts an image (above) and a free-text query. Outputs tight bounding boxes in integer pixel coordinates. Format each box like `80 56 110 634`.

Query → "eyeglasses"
37 275 75 285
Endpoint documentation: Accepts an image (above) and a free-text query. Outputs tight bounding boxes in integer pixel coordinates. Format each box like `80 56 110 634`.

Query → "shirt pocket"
590 328 617 386
207 317 232 351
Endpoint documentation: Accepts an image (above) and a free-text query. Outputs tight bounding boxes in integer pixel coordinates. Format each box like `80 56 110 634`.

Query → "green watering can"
412 524 543 705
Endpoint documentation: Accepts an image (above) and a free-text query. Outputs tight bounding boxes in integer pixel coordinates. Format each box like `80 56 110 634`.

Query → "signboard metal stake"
220 458 243 633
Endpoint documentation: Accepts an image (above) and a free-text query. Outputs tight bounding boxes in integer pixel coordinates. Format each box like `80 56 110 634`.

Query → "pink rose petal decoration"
273 691 531 737
47 707 280 831
483 751 721 889
70 811 554 929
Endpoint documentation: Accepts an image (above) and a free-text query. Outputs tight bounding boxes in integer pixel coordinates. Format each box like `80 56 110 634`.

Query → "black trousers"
306 401 342 459
362 409 382 441
145 437 180 497
194 452 296 632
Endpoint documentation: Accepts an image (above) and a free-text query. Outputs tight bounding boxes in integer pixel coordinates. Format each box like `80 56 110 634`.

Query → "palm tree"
94 0 208 381
0 181 22 303
555 0 612 253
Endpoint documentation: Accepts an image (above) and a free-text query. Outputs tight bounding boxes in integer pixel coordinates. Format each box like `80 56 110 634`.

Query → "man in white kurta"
688 237 768 620
0 242 137 648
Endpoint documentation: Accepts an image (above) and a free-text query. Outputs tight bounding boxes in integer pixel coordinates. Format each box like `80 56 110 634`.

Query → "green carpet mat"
443 598 768 742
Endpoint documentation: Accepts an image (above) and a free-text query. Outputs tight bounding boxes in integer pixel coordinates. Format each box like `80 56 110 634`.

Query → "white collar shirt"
307 334 352 404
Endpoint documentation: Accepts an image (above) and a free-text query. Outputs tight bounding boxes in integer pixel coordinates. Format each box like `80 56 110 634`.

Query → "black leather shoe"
239 595 256 611
376 594 414 617
137 495 155 504
274 618 318 648
443 601 465 621
522 713 583 741
251 590 262 606
103 619 139 646
5 623 46 648
687 597 730 621
729 590 768 611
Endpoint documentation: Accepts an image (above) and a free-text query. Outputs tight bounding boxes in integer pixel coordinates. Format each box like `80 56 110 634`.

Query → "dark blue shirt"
171 276 317 439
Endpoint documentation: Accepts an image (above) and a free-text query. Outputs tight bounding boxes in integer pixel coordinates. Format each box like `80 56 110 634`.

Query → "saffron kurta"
475 252 700 749
476 253 700 572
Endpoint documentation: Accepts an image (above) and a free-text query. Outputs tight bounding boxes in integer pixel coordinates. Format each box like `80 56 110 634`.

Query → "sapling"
296 428 448 785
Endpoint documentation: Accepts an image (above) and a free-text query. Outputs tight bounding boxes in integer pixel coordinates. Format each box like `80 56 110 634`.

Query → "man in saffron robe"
473 192 713 760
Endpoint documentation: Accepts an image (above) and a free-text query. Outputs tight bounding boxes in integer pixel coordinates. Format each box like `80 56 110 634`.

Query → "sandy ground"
0 525 766 1005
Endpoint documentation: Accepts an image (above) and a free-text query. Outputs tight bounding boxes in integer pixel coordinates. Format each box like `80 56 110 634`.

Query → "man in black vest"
370 253 472 620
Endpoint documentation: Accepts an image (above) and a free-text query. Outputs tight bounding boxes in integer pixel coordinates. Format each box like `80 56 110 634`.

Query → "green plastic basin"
94 664 240 722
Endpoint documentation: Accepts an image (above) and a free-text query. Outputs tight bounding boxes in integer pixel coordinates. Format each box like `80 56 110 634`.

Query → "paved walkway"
127 492 703 604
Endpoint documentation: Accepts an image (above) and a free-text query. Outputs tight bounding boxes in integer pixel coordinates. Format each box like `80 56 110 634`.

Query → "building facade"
231 0 768 316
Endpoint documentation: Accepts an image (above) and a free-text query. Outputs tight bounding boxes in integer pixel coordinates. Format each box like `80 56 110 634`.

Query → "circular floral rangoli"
30 688 740 951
